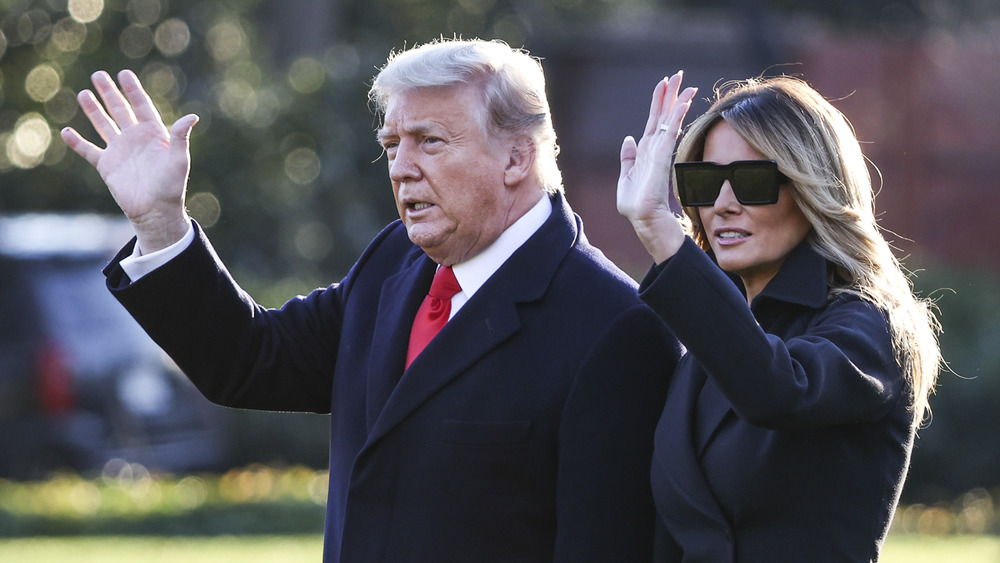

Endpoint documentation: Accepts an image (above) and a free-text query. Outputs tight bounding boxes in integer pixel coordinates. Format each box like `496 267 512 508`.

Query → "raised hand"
617 72 697 264
61 70 198 253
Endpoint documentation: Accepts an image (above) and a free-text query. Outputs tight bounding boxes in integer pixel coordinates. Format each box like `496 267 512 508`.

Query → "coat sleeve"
103 220 349 413
553 303 680 561
639 237 904 430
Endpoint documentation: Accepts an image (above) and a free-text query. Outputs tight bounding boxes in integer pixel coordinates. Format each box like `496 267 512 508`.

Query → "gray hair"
370 38 563 194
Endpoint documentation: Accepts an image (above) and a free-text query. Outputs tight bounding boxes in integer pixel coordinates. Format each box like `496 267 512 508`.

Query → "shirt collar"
451 194 552 301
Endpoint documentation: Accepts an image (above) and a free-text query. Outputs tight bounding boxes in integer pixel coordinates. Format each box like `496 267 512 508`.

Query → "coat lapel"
656 365 730 527
364 254 436 430
362 194 576 449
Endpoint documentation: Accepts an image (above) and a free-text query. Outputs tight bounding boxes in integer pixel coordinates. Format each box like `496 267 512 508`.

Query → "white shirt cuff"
119 222 196 282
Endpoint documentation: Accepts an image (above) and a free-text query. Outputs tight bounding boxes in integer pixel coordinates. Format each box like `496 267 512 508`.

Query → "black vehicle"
0 213 229 479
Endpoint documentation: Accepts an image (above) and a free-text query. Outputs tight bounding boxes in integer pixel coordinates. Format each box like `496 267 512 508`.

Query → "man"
62 39 680 561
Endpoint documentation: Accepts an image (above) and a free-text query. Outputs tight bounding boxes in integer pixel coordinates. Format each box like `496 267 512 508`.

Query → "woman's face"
696 120 812 302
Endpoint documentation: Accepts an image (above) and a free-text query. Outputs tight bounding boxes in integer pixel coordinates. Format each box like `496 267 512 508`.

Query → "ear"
503 136 536 187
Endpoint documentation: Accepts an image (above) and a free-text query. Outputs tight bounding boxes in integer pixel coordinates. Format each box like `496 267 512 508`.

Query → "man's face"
378 85 518 266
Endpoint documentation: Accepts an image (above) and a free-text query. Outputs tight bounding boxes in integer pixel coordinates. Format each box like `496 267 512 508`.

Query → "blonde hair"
675 76 940 424
369 38 563 194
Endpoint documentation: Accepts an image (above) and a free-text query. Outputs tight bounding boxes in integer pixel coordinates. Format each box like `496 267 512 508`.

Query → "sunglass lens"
732 165 779 204
679 168 723 206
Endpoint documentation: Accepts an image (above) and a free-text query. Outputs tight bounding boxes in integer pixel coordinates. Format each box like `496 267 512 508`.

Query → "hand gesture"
61 70 198 253
617 72 697 264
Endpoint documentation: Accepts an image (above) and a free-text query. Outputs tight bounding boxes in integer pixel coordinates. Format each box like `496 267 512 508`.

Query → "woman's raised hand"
61 70 198 253
617 71 697 264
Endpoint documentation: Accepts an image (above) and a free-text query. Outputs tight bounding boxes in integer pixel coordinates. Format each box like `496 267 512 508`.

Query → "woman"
617 73 940 561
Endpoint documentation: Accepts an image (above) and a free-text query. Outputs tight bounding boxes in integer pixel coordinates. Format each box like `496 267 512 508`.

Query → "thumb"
170 113 199 153
619 136 637 183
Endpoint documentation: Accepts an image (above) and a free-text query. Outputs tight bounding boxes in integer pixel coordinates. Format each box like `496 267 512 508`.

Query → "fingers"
77 89 120 145
619 135 637 183
643 71 690 138
118 69 165 127
60 126 103 167
643 79 668 136
91 71 138 130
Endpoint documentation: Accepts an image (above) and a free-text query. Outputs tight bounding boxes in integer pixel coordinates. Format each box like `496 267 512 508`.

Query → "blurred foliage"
2 461 1000 539
893 488 1000 537
0 462 327 536
0 0 648 295
4 0 996 289
2 0 997 284
904 263 1000 503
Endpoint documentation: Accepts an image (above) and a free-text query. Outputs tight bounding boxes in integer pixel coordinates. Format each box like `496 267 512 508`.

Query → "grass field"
0 535 323 562
881 534 1000 562
0 534 998 562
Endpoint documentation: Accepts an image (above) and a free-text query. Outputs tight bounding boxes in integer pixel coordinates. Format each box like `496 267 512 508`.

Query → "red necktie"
405 266 461 369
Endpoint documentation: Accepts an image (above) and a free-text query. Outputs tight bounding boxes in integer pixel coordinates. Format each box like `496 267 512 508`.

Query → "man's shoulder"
536 243 646 318
562 242 640 293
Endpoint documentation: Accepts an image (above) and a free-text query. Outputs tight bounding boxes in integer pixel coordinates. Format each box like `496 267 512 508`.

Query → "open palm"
617 72 697 263
62 69 198 252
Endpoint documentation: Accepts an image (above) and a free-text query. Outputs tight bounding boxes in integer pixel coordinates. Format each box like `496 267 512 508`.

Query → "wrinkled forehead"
377 84 489 137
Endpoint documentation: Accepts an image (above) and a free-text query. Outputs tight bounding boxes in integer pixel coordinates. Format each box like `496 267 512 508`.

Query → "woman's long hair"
675 76 940 424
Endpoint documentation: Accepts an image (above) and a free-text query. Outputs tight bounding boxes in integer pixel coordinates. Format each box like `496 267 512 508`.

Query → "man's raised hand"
61 69 198 253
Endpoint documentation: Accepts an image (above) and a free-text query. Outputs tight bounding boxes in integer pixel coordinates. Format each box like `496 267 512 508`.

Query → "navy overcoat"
105 194 680 562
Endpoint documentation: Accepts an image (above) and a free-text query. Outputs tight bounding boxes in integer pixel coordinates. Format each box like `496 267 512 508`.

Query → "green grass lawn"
0 535 323 562
881 534 1000 562
1 534 999 562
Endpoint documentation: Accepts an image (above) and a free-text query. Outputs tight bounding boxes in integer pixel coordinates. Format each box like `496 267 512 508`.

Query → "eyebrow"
377 122 441 142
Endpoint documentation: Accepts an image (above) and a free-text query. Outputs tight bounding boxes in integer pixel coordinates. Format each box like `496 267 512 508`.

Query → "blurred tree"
3 0 996 289
904 266 1000 503
0 0 654 295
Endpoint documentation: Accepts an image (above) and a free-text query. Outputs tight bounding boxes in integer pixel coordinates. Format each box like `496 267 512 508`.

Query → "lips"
714 228 750 245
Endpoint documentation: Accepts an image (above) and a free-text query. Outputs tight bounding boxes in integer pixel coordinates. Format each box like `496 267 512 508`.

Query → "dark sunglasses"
675 160 789 207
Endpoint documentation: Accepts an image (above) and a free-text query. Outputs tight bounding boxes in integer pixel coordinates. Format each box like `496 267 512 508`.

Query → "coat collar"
362 193 579 447
750 239 830 310
705 239 829 310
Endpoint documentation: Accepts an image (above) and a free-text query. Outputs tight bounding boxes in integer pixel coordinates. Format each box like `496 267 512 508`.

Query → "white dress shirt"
448 194 551 318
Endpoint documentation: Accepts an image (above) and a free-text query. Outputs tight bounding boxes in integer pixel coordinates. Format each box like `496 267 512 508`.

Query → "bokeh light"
206 20 247 62
119 24 153 58
140 62 185 101
186 192 221 228
295 221 334 261
80 21 103 53
68 0 104 24
12 9 53 46
154 17 190 56
284 147 321 185
45 88 80 123
288 56 324 94
50 17 88 52
25 63 62 102
127 0 163 27
216 78 256 120
7 113 52 169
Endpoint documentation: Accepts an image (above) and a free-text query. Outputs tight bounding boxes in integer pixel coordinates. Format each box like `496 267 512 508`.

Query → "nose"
388 140 421 183
711 180 742 214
